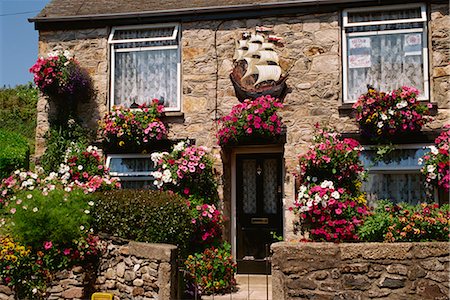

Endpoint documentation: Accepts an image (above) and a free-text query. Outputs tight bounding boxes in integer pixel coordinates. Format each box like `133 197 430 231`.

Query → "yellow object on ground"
91 293 113 300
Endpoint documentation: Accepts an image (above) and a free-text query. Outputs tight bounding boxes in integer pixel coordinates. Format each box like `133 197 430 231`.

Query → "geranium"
98 100 167 149
189 200 223 248
151 141 217 200
29 50 91 97
217 95 283 146
297 125 364 195
292 181 369 242
420 125 450 193
353 86 431 141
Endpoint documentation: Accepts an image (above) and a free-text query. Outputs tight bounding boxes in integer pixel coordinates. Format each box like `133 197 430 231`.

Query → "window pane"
348 7 421 23
242 159 257 214
113 27 176 40
114 49 179 108
361 148 428 205
346 31 424 101
109 157 154 175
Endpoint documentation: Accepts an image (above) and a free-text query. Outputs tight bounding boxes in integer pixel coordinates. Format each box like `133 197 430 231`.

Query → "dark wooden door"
236 153 283 274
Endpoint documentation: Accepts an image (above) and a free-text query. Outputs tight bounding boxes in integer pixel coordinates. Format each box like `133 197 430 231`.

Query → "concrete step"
201 275 272 300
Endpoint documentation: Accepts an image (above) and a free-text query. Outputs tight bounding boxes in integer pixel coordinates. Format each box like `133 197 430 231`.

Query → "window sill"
338 102 438 117
162 111 185 119
341 130 441 145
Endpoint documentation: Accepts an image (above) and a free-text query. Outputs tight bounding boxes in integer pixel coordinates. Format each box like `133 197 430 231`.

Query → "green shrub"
0 129 30 179
184 243 237 295
92 190 194 254
5 188 93 248
40 120 92 174
358 201 450 242
0 84 38 154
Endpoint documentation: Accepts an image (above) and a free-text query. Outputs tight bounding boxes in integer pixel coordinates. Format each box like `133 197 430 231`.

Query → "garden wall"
271 242 450 300
0 239 177 300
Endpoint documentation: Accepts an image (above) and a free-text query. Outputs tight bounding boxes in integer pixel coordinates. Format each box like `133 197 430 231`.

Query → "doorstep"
201 275 272 300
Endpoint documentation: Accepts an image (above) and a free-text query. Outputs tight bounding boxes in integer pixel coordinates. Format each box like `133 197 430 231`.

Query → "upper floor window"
342 4 429 103
108 24 181 111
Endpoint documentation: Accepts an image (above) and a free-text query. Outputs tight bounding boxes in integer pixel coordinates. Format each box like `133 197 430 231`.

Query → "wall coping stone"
129 241 177 262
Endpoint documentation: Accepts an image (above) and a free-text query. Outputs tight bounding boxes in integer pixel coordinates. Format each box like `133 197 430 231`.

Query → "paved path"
201 275 272 300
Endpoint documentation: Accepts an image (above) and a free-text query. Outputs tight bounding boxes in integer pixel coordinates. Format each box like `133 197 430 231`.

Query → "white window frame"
108 23 182 112
106 153 156 187
342 3 429 103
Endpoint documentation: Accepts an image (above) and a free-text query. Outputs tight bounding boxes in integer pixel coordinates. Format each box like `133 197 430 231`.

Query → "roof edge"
29 0 373 23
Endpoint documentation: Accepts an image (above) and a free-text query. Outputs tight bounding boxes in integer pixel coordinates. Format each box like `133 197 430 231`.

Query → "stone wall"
271 242 450 300
94 239 177 299
0 240 177 300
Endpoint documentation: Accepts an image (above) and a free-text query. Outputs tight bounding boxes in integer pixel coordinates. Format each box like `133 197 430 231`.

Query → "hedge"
0 129 30 179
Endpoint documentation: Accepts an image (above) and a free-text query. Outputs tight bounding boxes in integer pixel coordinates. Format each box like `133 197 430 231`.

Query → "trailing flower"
420 125 450 193
188 199 223 249
297 125 364 195
98 100 167 149
29 50 91 97
292 180 369 242
217 95 283 146
353 86 431 141
151 141 217 200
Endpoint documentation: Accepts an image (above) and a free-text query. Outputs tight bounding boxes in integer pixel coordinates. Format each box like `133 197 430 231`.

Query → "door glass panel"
263 159 277 214
242 159 257 214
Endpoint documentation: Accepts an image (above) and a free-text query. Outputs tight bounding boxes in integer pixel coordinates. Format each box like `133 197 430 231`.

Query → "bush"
5 188 93 249
40 120 92 174
184 243 237 295
0 84 38 154
92 190 194 254
0 130 30 179
358 201 450 242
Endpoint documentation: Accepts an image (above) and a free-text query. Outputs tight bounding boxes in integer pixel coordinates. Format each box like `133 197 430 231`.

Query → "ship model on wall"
230 27 288 102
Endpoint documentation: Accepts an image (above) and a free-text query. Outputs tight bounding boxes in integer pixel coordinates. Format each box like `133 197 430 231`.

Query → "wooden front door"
236 153 283 274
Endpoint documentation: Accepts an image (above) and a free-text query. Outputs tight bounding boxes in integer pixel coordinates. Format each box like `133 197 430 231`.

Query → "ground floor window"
360 145 430 205
106 154 155 189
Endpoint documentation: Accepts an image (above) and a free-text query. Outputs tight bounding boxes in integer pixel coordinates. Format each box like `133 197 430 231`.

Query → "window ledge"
338 102 439 118
162 111 184 118
341 130 441 145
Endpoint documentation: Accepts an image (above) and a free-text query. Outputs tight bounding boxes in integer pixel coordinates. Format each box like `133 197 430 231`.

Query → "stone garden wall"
0 239 177 300
271 242 450 300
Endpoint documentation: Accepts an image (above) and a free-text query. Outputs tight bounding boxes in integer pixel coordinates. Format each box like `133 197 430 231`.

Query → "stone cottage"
30 0 449 273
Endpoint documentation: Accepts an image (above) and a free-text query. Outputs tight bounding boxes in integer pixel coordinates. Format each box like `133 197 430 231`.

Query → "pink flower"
44 241 53 250
335 208 342 215
63 248 71 255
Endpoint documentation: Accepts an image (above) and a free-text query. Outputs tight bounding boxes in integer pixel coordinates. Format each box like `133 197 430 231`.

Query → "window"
342 4 429 102
106 154 156 189
109 24 181 111
361 145 431 205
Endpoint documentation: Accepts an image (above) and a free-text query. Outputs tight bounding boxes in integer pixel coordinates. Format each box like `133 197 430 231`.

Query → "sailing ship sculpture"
230 28 288 102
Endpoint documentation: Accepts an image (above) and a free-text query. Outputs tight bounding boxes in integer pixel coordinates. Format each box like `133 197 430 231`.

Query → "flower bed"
217 95 284 146
98 100 167 151
353 86 431 141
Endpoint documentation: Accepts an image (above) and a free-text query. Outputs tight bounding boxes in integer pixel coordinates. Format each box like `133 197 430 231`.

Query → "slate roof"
35 0 327 18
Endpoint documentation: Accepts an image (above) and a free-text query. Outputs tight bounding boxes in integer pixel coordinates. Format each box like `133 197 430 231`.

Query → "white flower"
396 100 408 109
32 207 38 212
84 210 90 214
320 180 334 189
388 109 394 115
298 191 304 199
377 121 384 128
173 141 185 152
299 185 307 193
14 170 20 175
64 187 71 192
32 288 37 294
27 194 33 199
331 191 340 199
429 146 439 155
429 173 437 179
312 177 318 183
162 169 172 183
418 158 423 165
59 163 70 174
88 201 94 206
380 113 388 121
322 194 329 201
80 225 85 230
151 171 163 179
77 165 83 170
314 194 321 204
427 165 436 173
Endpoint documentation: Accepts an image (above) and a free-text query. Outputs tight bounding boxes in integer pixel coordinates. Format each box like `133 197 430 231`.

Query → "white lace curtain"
346 8 425 101
114 49 178 108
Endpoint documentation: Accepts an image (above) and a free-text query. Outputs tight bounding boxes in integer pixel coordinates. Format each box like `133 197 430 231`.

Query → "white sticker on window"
349 37 371 49
404 33 421 46
349 55 371 68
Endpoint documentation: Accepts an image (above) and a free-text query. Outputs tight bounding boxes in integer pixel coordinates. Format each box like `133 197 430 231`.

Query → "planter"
102 138 174 154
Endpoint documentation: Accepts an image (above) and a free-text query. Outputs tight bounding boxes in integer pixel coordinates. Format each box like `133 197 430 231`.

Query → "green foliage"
6 188 93 249
40 120 92 174
0 84 38 153
92 190 195 255
0 129 30 179
358 201 450 242
184 243 237 295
